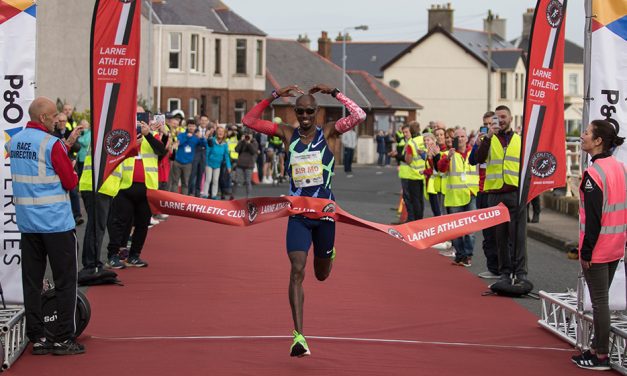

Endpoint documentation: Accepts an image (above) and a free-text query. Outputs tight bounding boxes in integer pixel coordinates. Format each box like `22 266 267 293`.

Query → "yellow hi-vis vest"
79 155 122 197
227 136 239 160
398 139 415 180
484 133 521 191
444 151 479 207
426 150 447 195
408 136 426 180
120 138 159 190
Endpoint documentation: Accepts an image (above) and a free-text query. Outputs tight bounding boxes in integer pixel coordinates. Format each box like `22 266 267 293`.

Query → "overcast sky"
225 0 585 47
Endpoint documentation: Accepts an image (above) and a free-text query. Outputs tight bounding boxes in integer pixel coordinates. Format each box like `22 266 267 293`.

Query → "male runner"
242 84 366 357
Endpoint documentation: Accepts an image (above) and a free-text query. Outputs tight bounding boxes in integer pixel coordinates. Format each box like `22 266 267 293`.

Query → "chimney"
522 8 534 39
317 31 331 59
484 14 507 40
297 34 311 50
428 3 454 33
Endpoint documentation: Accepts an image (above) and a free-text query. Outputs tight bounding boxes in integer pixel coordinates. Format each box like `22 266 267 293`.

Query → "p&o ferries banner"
0 0 36 304
587 0 627 164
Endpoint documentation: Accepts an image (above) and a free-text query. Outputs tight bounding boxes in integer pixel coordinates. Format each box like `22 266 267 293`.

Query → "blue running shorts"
286 215 335 258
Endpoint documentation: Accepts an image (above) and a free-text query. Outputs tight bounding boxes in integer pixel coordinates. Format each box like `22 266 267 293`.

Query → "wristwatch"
271 90 280 100
331 88 340 98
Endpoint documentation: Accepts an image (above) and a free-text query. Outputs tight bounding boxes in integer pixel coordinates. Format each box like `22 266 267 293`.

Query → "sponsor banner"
90 0 141 190
147 191 510 250
0 2 37 304
589 1 627 164
520 0 568 206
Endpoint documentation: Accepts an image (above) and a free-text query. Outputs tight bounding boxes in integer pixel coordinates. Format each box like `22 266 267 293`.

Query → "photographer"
234 129 259 197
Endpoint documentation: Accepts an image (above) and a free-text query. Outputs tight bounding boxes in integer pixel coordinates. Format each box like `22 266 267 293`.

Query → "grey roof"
491 50 524 70
266 39 421 110
348 71 422 110
382 26 523 71
511 35 583 64
151 0 266 36
330 42 411 78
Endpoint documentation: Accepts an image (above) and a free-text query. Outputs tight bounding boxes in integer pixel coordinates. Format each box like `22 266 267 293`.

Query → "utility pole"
486 10 494 111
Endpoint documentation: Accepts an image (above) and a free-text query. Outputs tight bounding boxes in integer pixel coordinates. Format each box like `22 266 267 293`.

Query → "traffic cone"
399 198 408 223
252 164 260 185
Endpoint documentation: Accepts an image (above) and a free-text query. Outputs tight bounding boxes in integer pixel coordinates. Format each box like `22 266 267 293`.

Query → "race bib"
291 150 323 188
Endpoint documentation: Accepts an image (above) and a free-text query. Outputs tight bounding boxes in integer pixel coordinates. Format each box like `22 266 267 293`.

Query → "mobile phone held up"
136 112 149 124
452 137 459 150
154 114 165 128
479 126 488 134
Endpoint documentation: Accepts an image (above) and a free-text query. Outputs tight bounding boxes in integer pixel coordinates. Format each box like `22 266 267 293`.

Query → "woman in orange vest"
572 119 627 371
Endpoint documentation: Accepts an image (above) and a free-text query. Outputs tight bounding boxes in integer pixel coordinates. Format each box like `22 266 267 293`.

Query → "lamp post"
342 24 368 116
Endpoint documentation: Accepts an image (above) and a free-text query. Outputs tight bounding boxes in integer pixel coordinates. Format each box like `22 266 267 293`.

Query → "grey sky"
225 0 584 47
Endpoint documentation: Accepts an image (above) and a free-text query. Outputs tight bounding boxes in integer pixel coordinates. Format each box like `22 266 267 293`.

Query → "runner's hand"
308 84 334 95
276 85 304 97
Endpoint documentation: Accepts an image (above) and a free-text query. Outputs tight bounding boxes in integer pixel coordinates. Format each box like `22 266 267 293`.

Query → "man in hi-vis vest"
8 97 85 355
475 105 527 283
437 128 479 267
105 107 166 269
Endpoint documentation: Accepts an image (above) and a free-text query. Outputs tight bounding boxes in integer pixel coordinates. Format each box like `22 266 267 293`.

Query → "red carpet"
10 217 581 375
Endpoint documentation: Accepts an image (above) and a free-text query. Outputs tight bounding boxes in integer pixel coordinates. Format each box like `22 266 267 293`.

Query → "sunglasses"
295 107 316 115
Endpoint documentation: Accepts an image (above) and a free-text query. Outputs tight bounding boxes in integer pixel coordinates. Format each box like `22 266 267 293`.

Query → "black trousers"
21 230 78 342
487 191 528 277
107 183 152 259
401 178 424 221
188 152 206 196
81 192 113 270
477 191 498 274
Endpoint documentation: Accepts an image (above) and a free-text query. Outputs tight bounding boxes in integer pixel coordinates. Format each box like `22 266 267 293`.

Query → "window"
236 39 247 74
520 73 525 99
256 40 263 76
500 72 507 99
190 34 199 72
202 37 206 73
211 96 221 122
169 32 181 70
168 98 181 112
234 100 246 124
214 39 221 74
189 98 198 117
514 74 519 100
569 74 578 95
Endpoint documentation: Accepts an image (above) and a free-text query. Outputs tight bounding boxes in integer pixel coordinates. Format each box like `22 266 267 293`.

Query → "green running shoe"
290 330 310 357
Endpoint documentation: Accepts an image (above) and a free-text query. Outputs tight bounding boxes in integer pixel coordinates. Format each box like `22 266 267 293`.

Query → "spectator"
234 129 259 197
438 128 479 267
76 119 91 177
53 112 84 226
201 126 231 199
376 130 387 167
475 105 527 283
422 132 443 216
470 111 499 279
8 97 84 355
189 115 210 196
62 103 77 131
341 128 357 177
106 108 166 269
168 119 207 194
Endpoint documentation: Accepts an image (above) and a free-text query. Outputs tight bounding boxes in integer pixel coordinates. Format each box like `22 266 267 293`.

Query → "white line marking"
90 334 572 352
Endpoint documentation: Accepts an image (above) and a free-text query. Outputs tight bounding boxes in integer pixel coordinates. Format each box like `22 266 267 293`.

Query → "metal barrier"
0 306 27 371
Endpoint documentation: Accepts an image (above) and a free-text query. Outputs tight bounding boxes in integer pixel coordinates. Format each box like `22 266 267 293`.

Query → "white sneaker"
149 217 160 227
478 271 501 279
438 249 456 257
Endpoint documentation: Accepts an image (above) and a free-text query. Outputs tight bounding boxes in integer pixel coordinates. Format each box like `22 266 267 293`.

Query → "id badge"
461 172 466 182
184 145 192 153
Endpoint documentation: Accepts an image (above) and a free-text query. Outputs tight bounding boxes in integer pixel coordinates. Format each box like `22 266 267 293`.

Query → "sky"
225 0 585 47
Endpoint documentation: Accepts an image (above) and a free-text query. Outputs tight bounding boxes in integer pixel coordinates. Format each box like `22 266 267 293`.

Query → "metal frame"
0 306 27 371
539 289 627 375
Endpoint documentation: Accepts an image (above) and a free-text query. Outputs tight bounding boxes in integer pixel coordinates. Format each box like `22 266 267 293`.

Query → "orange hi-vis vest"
578 156 627 263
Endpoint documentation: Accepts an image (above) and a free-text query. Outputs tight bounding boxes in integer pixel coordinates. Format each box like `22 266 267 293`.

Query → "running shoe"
32 338 52 355
572 351 611 371
125 257 148 268
290 330 310 357
105 255 125 269
330 247 336 261
52 339 85 355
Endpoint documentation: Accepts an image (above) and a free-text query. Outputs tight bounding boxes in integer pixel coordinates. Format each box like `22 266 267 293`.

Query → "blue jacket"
206 137 231 169
175 132 207 165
